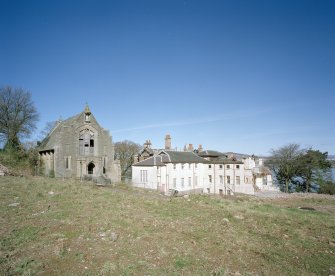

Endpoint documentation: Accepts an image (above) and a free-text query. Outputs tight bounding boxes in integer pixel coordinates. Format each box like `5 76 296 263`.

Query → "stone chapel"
38 105 121 183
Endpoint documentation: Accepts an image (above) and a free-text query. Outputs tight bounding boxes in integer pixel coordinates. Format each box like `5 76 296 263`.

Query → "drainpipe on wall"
213 163 216 195
224 163 226 195
193 163 195 190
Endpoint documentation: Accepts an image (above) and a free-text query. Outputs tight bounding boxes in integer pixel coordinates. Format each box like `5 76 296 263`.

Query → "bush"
318 181 335 195
49 169 55 178
0 146 39 176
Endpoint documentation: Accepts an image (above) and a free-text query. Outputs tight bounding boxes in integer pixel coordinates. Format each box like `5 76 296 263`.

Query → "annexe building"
38 105 121 183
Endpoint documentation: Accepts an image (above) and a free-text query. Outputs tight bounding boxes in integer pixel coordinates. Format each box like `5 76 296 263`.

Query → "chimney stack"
188 144 194 151
165 134 171 150
198 144 203 152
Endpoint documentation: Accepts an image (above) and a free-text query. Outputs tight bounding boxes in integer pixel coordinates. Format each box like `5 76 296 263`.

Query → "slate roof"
210 158 244 165
198 150 227 158
133 150 209 166
161 150 210 164
38 113 81 151
132 156 168 167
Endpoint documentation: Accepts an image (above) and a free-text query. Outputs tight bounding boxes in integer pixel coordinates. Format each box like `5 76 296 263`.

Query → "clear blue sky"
1 0 334 155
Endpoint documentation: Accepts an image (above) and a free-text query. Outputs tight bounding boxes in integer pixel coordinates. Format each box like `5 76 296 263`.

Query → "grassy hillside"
1 177 335 275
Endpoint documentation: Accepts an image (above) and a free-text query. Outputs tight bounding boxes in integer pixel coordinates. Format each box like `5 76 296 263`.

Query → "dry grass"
0 176 335 275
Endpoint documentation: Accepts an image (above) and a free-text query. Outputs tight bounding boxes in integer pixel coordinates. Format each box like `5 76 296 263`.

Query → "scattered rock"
183 195 189 199
48 191 55 195
54 238 66 256
8 202 20 207
32 210 45 216
0 163 15 176
329 240 335 247
223 218 230 223
234 215 244 220
109 232 118 242
99 232 106 237
98 230 118 242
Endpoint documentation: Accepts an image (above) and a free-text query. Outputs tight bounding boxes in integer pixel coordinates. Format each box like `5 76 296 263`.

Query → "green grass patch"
0 176 335 275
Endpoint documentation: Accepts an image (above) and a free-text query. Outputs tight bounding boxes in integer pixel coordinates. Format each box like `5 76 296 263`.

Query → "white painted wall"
132 166 158 190
132 161 255 195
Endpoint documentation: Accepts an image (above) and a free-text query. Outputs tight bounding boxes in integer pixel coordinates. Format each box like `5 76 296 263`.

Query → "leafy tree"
267 144 303 193
0 86 39 149
296 149 332 192
268 144 333 193
114 140 142 179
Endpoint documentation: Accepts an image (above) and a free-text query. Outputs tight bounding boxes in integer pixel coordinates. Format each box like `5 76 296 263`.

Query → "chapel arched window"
79 129 94 155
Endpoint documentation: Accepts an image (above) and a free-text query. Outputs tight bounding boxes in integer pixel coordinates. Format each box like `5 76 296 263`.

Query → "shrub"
318 181 335 195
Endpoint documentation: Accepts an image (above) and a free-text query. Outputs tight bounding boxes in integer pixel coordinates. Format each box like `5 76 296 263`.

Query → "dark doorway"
88 162 95 175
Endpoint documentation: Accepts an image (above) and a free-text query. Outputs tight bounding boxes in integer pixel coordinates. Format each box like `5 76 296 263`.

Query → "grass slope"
0 177 335 275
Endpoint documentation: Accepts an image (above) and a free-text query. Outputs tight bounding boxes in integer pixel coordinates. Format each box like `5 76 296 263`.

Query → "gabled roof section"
132 156 167 167
38 105 99 152
159 150 209 164
253 165 272 175
139 147 154 156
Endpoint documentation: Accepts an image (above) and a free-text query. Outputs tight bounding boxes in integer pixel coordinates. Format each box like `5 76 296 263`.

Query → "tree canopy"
0 86 39 149
295 149 332 192
267 144 332 193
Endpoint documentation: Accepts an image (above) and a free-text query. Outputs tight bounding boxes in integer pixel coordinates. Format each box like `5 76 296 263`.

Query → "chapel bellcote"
84 104 91 122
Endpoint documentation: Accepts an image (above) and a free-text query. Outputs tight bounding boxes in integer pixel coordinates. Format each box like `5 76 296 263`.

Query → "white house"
132 150 255 195
132 135 278 195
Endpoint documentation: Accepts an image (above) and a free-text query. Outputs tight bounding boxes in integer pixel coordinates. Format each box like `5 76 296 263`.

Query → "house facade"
132 150 255 195
38 105 121 183
132 135 276 195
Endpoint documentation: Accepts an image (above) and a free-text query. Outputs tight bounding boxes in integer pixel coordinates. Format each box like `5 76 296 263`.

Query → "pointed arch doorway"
87 162 95 175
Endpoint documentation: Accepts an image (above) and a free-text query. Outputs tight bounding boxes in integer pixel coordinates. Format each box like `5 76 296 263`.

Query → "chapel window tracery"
79 129 94 155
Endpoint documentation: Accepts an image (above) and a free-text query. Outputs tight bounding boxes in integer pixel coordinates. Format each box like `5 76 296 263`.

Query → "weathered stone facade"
38 105 121 183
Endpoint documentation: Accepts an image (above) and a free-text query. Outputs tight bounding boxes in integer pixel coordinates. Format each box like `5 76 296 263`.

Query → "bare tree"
114 140 142 179
39 121 57 141
0 86 39 149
